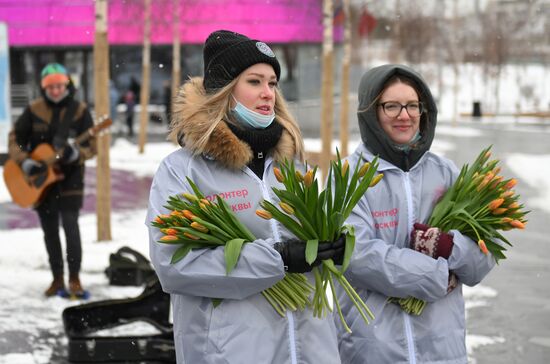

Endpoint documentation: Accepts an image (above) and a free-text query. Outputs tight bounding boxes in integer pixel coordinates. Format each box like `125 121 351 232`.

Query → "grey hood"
357 64 438 171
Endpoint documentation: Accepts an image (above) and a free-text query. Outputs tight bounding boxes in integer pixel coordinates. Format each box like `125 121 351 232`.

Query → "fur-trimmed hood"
169 77 299 170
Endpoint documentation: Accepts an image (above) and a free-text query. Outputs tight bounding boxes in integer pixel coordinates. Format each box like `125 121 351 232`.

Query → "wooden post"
94 0 112 241
320 0 334 181
452 0 459 126
339 0 351 157
389 0 402 63
436 0 446 102
171 0 181 118
138 0 152 154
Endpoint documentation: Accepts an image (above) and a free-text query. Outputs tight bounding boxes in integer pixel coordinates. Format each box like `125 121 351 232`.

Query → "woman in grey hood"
335 64 496 363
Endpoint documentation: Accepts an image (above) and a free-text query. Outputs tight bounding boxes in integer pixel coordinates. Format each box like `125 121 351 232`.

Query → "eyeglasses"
378 101 424 118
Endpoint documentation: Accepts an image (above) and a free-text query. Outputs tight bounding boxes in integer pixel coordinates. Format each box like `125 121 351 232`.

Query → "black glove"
21 158 47 176
59 143 80 164
273 234 346 273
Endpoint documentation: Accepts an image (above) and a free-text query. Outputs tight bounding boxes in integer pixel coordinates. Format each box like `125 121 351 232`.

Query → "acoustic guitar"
3 118 112 208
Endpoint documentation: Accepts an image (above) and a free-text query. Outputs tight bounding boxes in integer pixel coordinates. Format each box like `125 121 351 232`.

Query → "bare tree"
138 0 152 153
478 1 534 114
171 0 181 120
481 13 508 114
320 0 335 180
394 3 437 65
339 0 351 157
94 0 112 241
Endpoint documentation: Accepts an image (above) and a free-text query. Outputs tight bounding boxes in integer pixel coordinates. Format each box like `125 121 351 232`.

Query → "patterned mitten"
410 223 454 259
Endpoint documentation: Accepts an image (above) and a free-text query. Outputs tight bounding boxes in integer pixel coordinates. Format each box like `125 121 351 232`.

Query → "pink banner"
1 0 331 46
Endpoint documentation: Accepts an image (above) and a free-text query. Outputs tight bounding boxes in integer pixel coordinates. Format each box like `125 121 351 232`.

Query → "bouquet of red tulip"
390 146 529 315
151 178 314 317
256 152 382 332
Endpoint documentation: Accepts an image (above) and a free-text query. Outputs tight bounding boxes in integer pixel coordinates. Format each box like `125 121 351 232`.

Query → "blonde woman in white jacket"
146 30 343 364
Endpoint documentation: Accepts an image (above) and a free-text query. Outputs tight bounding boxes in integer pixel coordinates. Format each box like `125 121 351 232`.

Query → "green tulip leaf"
305 239 319 265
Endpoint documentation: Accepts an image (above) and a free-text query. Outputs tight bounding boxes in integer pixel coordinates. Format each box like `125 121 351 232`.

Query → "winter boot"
68 273 84 296
45 275 65 297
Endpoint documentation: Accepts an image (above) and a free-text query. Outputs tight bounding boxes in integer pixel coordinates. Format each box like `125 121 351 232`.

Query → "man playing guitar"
7 63 97 298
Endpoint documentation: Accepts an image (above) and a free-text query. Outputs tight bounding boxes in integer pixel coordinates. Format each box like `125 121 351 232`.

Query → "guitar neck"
73 118 112 146
74 129 94 146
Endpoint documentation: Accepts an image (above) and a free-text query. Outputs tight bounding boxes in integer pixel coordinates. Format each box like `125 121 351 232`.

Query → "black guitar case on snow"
104 246 156 286
62 247 176 363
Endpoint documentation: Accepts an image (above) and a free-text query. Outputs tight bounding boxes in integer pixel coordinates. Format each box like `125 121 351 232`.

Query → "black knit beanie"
203 30 281 93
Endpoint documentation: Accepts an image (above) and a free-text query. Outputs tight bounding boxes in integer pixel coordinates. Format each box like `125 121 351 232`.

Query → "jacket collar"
170 77 297 170
355 143 433 172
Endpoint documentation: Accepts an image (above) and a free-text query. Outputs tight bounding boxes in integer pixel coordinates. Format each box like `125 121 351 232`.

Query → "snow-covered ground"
0 126 549 363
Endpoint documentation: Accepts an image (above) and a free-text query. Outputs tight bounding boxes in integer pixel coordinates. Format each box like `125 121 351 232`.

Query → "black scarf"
226 120 283 179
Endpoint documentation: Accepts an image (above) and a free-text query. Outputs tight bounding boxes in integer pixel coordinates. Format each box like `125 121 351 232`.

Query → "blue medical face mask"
231 95 275 129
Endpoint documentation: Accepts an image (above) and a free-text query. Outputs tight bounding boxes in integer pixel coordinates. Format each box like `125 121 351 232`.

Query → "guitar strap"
51 99 79 149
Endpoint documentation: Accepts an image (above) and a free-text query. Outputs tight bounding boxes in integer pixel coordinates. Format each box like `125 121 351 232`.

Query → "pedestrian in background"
109 79 120 123
8 63 97 297
146 30 343 363
335 64 496 363
124 89 135 137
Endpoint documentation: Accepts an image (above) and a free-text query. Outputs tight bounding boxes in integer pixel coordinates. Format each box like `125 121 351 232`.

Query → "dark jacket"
8 86 96 210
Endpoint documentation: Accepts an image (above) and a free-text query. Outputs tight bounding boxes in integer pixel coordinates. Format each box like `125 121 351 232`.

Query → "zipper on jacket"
403 312 417 364
404 172 415 234
255 163 297 363
403 173 417 364
286 310 298 364
242 164 282 240
258 172 282 241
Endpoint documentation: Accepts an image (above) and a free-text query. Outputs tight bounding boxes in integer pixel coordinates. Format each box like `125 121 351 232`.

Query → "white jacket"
146 78 341 364
336 145 496 364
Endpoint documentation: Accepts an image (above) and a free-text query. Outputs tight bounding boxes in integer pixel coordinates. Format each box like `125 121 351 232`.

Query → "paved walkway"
1 119 550 363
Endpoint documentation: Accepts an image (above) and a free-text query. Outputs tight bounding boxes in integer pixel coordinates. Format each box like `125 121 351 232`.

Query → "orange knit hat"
40 63 69 88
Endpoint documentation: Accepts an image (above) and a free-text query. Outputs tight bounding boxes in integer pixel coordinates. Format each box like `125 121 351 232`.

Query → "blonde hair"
272 87 305 162
169 76 305 162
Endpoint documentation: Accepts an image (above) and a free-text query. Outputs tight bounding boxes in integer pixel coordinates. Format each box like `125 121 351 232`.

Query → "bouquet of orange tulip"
151 178 314 317
256 152 382 332
389 145 529 315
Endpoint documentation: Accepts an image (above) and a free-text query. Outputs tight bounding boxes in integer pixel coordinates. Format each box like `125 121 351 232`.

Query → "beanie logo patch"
255 42 275 58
